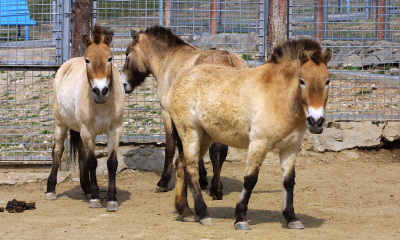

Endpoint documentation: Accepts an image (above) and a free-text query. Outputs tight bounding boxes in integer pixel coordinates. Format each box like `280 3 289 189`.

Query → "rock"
342 55 363 68
342 151 361 159
302 122 383 152
383 122 400 142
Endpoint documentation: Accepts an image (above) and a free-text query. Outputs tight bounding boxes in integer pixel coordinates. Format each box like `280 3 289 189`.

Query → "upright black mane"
140 25 186 46
267 39 325 65
92 24 114 44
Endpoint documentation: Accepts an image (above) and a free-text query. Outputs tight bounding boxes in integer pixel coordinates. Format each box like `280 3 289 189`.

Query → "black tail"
69 129 80 163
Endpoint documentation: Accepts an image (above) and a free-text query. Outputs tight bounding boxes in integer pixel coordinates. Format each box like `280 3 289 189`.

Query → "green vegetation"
355 90 372 95
242 54 254 61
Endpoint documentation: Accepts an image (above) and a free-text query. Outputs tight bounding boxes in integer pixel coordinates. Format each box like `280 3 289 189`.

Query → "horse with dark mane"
46 24 125 212
167 39 332 229
122 25 247 199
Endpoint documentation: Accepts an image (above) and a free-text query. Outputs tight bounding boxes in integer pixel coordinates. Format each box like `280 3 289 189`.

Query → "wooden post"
377 0 386 40
71 0 92 58
315 0 324 42
210 0 218 34
164 0 171 27
267 0 287 54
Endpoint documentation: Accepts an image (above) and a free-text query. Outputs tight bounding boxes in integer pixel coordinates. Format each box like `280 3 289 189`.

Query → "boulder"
383 122 400 142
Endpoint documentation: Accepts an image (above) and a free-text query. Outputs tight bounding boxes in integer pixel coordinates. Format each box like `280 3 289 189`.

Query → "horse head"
82 24 114 104
121 30 150 93
298 47 332 134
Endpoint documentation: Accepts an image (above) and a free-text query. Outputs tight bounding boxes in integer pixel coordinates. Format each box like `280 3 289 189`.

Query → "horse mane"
267 39 325 65
92 24 114 44
140 25 186 46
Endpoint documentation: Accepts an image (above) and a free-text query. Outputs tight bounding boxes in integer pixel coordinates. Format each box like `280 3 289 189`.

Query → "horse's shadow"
57 186 131 208
207 206 325 229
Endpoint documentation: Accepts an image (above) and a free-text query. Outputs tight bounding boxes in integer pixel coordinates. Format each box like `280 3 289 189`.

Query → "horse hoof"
211 193 223 200
89 199 102 208
177 214 195 222
154 186 168 193
106 201 119 212
288 221 305 229
200 218 214 226
45 192 57 200
235 222 252 230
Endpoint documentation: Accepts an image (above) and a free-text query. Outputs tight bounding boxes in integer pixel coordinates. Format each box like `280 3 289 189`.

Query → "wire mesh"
289 0 400 120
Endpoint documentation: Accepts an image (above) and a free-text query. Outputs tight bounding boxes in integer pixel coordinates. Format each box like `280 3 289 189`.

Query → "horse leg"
174 152 194 221
105 126 123 212
279 142 305 229
209 142 228 200
198 158 208 189
155 112 176 193
80 128 101 208
235 140 268 230
70 129 90 196
46 121 68 200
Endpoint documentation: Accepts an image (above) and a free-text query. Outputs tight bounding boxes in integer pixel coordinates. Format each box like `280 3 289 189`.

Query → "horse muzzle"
121 73 134 94
306 116 325 134
92 86 109 104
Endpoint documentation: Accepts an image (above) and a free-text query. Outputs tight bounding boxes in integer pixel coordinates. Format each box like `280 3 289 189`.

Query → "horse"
45 24 125 212
121 25 247 199
167 39 332 229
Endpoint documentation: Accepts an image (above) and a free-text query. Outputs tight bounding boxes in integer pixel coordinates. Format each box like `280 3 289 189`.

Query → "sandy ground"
1 148 400 239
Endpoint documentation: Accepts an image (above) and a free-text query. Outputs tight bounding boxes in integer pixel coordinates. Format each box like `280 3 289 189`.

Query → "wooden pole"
377 0 386 40
267 0 287 54
210 0 218 34
164 0 171 27
71 0 92 58
315 0 324 42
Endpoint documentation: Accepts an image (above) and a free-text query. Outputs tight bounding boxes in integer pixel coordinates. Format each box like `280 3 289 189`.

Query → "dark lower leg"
235 173 258 224
187 172 211 220
209 142 228 199
107 150 118 202
157 130 176 189
198 158 208 189
283 168 300 224
87 152 100 200
174 154 192 218
77 137 90 195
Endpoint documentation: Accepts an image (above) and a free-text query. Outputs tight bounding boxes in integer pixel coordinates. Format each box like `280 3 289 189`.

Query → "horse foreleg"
105 126 122 212
279 142 305 229
235 140 268 230
198 158 208 189
80 128 101 208
209 142 228 200
155 113 176 193
46 122 68 200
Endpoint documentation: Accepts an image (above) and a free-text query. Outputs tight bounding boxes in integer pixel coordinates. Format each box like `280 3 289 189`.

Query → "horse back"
195 50 247 69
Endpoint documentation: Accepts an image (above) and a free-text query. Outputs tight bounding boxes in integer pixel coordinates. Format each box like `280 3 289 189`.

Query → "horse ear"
103 34 113 45
82 35 92 47
131 30 139 41
323 48 332 64
298 49 309 65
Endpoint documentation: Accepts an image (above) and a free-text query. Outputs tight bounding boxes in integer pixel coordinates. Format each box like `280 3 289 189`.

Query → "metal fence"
289 0 400 120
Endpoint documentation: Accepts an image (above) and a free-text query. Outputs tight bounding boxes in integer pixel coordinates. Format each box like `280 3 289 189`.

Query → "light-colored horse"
46 24 125 212
167 39 332 229
122 25 247 197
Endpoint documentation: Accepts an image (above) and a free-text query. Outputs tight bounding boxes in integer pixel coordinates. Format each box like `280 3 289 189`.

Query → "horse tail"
69 129 80 163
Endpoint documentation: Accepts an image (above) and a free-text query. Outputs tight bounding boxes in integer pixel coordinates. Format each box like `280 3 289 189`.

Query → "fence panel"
289 0 400 120
0 0 69 164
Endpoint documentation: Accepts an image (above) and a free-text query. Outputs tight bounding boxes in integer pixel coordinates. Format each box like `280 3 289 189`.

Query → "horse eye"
85 59 90 64
325 80 331 86
125 51 129 56
299 79 305 86
108 57 112 62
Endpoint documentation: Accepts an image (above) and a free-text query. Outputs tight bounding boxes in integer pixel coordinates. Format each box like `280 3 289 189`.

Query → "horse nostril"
123 83 127 88
317 117 325 128
306 117 314 126
101 87 109 96
92 87 100 96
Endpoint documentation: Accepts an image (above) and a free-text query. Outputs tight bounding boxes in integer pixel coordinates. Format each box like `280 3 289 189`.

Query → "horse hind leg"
209 142 228 200
46 122 68 200
70 129 90 197
198 158 208 189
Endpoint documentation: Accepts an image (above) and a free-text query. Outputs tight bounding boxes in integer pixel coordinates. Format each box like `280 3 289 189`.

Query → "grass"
355 90 372 95
242 54 254 61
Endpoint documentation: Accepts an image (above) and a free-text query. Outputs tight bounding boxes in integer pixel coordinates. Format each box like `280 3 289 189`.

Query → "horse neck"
139 35 194 80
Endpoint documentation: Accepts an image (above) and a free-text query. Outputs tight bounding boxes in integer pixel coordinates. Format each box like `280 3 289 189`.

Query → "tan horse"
46 24 125 212
122 25 247 197
167 39 332 229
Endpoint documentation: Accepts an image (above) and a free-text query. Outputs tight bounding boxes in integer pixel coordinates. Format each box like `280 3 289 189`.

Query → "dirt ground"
1 148 400 240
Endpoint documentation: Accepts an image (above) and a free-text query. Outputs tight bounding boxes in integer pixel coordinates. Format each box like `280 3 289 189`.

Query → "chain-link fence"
289 0 400 120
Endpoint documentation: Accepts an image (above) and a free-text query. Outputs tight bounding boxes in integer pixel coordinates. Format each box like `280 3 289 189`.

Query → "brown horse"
122 25 247 198
167 39 332 229
46 24 125 212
